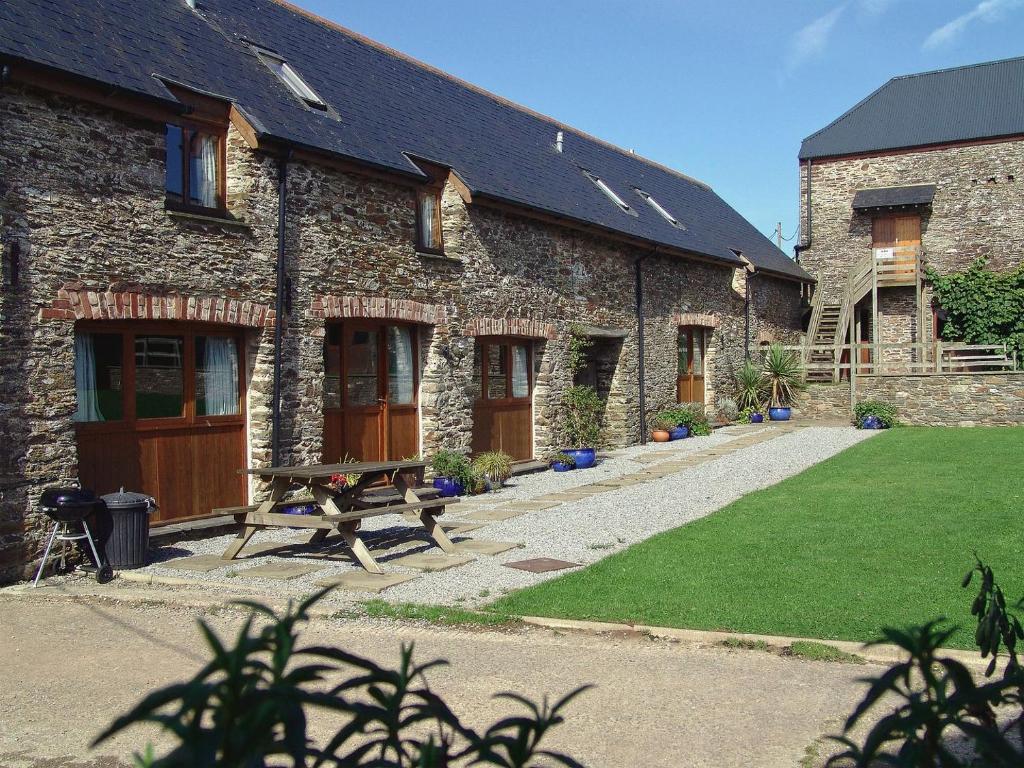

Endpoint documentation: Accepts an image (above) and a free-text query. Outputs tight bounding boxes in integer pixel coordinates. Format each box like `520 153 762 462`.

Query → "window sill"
416 250 460 264
166 208 252 231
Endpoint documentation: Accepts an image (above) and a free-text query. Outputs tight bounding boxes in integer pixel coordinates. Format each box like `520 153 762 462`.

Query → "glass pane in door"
135 335 184 418
196 335 240 416
511 344 529 398
678 330 691 374
387 326 415 404
487 344 507 399
692 330 704 375
346 329 379 406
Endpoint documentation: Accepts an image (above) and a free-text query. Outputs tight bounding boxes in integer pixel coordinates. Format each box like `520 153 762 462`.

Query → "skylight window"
252 46 326 109
582 170 634 215
636 189 684 229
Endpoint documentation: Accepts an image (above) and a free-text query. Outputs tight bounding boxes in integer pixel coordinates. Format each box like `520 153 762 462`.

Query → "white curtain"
388 326 414 404
203 336 239 416
511 344 529 398
194 133 219 208
419 194 437 248
74 333 102 422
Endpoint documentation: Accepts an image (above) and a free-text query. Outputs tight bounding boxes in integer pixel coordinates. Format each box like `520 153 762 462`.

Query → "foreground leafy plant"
761 343 805 408
827 558 1024 767
95 589 588 767
853 400 899 429
735 360 767 410
562 385 603 449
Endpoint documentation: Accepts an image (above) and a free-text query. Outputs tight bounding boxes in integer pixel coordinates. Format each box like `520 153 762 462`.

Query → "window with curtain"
511 344 530 398
196 335 240 416
387 326 415 404
165 124 224 212
416 189 443 253
74 332 124 422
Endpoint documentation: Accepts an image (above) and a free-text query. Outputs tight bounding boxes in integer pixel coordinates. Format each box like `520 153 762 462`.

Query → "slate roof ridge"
267 0 713 191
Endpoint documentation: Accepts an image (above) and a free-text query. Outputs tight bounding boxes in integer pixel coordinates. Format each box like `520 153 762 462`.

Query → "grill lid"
40 487 96 509
100 488 156 511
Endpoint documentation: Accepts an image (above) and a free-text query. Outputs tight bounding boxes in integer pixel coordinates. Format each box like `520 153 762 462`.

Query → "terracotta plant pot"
652 429 671 442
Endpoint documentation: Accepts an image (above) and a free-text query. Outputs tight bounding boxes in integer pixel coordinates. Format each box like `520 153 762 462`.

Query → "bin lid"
100 487 156 511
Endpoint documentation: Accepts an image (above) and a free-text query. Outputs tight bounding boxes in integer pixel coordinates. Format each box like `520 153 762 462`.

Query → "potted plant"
853 400 898 430
430 449 474 497
650 414 673 443
739 405 766 424
762 343 804 421
717 397 739 425
548 452 577 472
470 451 513 491
561 384 602 469
735 360 767 413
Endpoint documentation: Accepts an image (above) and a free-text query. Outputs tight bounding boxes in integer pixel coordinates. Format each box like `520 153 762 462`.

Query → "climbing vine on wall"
567 323 593 376
928 259 1024 367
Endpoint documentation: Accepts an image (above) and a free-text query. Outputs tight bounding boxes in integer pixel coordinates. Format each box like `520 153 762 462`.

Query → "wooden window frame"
164 122 228 218
415 188 445 255
475 338 533 406
73 321 246 436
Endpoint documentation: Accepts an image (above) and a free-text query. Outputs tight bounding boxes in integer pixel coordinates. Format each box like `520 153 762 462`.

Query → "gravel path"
126 423 876 608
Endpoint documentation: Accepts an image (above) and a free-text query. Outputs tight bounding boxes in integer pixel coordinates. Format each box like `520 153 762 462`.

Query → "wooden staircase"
805 303 842 382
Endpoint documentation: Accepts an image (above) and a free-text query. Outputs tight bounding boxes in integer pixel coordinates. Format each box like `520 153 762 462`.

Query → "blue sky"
302 0 1023 254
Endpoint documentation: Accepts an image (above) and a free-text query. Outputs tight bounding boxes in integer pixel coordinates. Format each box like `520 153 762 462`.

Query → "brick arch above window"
39 285 275 327
674 312 720 328
464 317 558 340
312 295 445 325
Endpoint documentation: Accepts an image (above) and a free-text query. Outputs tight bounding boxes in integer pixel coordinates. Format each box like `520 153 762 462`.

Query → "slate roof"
0 0 809 281
852 184 937 210
800 56 1024 161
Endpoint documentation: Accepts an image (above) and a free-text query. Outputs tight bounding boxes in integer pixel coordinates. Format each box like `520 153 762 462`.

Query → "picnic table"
219 459 458 573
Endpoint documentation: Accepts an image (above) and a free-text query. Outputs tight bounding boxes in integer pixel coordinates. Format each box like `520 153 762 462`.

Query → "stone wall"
799 140 1024 304
795 382 852 422
0 84 804 581
855 373 1024 427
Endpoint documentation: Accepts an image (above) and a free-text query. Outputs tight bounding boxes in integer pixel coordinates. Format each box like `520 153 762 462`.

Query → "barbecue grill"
32 486 114 586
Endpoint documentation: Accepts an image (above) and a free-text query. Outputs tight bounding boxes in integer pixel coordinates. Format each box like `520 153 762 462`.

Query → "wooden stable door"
471 338 534 461
872 214 920 277
323 322 419 464
74 323 247 524
677 326 707 404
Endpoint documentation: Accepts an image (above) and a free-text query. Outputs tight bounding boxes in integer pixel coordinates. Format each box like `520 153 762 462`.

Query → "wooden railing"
777 342 1017 380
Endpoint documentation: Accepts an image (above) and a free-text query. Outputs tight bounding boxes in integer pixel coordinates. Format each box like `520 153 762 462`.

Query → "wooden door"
471 338 533 460
75 323 247 524
677 327 707 404
872 214 920 277
323 322 419 463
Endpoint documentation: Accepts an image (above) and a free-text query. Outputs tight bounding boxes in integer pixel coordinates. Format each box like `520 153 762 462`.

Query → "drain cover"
504 557 581 573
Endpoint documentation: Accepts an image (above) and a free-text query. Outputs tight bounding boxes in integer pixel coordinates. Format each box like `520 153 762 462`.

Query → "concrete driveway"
0 590 871 768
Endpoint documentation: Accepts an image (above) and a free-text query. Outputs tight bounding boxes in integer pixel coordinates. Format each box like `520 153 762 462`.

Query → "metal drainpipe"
744 273 751 360
634 253 651 445
271 150 291 467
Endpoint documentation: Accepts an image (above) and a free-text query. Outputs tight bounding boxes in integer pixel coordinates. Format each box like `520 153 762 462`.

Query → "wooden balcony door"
677 326 707 404
323 322 419 463
74 322 247 524
471 338 534 461
872 214 920 279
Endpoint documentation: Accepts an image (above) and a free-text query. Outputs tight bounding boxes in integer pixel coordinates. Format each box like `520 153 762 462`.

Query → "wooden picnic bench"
218 459 457 574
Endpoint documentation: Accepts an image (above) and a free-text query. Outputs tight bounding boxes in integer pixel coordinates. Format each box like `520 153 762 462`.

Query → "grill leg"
32 523 61 588
80 520 103 569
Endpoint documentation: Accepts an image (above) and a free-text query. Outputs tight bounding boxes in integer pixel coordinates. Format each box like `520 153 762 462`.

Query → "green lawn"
491 427 1024 649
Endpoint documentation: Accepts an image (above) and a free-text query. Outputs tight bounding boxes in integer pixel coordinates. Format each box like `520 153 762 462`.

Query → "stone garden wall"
855 373 1024 427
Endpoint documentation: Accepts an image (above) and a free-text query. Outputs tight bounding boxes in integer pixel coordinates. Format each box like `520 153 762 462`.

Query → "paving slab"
162 554 232 572
504 557 581 573
237 562 325 580
389 552 475 572
452 539 522 556
495 501 561 511
440 522 485 534
460 508 528 523
313 571 418 593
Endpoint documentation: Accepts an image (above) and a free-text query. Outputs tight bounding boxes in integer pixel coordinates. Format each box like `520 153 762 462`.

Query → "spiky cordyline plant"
761 343 804 408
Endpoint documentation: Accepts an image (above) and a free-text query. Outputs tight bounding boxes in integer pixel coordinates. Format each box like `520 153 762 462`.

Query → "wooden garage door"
471 338 533 461
74 322 247 524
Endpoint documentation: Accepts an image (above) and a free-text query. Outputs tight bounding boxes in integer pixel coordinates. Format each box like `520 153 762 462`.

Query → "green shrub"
567 323 593 377
762 343 805 407
717 397 739 423
853 400 898 428
666 402 711 435
471 451 514 487
738 405 766 422
430 449 475 489
562 385 603 449
735 360 767 410
650 413 675 431
95 589 588 767
547 451 577 468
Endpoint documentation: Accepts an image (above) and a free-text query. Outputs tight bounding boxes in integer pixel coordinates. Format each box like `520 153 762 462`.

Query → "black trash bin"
100 489 156 569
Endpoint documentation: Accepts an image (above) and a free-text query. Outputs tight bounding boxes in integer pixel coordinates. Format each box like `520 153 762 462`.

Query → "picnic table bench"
218 459 457 573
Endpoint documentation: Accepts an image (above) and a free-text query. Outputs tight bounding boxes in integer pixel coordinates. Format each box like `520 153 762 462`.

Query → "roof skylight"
582 170 634 215
636 189 684 229
252 46 326 109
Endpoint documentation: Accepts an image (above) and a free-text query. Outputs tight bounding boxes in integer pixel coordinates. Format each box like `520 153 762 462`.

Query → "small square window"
165 124 225 213
416 189 444 254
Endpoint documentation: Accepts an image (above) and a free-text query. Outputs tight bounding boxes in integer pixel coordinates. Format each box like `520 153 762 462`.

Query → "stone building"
796 56 1024 371
0 0 808 581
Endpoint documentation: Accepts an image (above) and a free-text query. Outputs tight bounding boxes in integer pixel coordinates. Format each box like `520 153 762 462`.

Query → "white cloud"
786 5 846 74
860 0 896 15
923 0 1023 49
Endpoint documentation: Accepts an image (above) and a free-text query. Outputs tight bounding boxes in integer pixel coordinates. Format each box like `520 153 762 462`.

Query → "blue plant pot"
768 407 792 421
563 448 596 469
750 413 764 424
282 503 314 515
551 461 574 472
860 415 885 430
669 425 689 440
432 477 465 497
